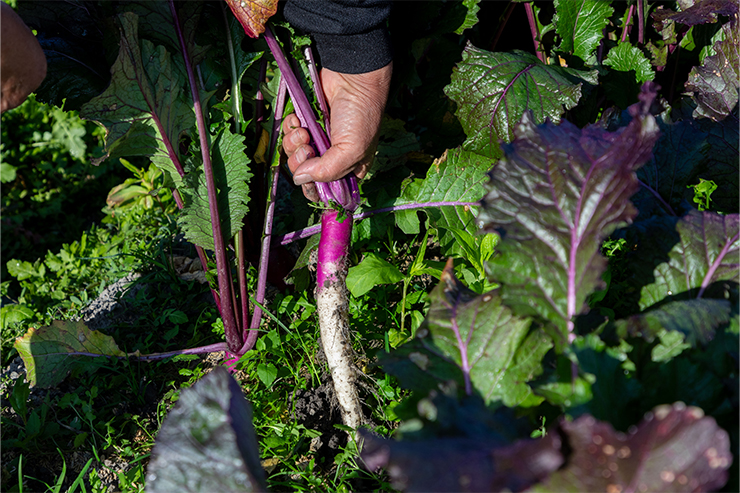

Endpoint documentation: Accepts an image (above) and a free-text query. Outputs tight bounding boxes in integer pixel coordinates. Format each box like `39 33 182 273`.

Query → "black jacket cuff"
312 27 392 74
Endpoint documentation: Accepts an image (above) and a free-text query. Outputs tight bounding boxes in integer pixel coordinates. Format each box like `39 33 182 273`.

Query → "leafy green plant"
3 0 737 492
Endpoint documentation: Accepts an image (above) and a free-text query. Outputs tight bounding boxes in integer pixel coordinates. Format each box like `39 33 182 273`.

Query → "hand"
1 2 47 113
282 63 392 200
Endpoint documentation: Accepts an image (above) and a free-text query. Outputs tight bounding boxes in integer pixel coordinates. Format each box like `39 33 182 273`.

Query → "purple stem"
67 342 229 362
278 201 479 245
249 76 288 335
637 0 645 44
264 26 330 155
621 5 634 43
697 232 739 298
304 46 331 138
491 1 517 52
170 0 242 353
524 2 545 63
134 342 228 361
264 25 359 212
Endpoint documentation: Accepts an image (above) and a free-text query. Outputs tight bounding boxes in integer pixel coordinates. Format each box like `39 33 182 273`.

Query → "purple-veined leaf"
444 43 593 158
117 1 208 70
639 210 739 309
397 147 493 238
379 260 551 408
16 1 111 111
224 0 278 38
695 106 740 212
652 0 738 28
360 429 564 492
80 12 193 182
532 402 732 492
147 367 266 492
633 117 709 215
554 0 614 65
479 87 661 341
14 321 126 388
685 19 739 121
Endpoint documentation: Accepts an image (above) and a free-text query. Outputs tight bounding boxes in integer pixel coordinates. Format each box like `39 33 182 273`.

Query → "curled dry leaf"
224 0 279 38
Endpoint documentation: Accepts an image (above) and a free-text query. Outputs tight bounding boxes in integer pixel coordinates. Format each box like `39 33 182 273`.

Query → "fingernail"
290 131 303 145
293 173 312 186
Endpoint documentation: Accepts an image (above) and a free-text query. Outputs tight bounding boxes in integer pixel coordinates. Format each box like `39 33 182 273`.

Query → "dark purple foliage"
147 368 266 492
537 403 732 492
360 429 563 492
478 85 661 340
652 0 738 28
685 21 739 121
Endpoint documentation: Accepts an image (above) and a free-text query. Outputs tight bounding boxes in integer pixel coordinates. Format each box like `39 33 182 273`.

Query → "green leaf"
346 253 404 298
6 259 44 281
685 21 739 121
50 107 87 159
179 127 252 251
574 346 643 431
554 0 614 64
445 43 591 158
80 12 194 182
380 263 549 407
13 321 126 388
1 304 36 331
147 368 267 492
256 362 277 388
603 42 656 84
614 298 732 347
168 310 188 325
640 211 739 309
0 162 17 183
454 0 481 35
400 147 492 235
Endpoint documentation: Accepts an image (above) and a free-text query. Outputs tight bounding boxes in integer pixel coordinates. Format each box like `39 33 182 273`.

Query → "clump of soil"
292 382 347 465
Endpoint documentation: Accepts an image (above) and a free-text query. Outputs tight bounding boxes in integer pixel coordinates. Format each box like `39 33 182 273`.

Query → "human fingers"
281 113 310 156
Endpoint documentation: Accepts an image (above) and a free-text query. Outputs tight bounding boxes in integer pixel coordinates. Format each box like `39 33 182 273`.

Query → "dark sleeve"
283 0 393 74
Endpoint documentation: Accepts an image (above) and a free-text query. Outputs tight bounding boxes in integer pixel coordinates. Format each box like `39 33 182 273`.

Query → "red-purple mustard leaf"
652 0 738 28
360 429 563 492
16 1 110 111
379 260 551 408
633 117 709 215
478 87 661 341
695 106 739 212
613 298 732 346
14 321 126 388
639 210 739 310
224 0 278 38
121 1 208 68
532 402 733 492
147 367 266 492
79 12 193 183
444 43 592 158
685 19 739 121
